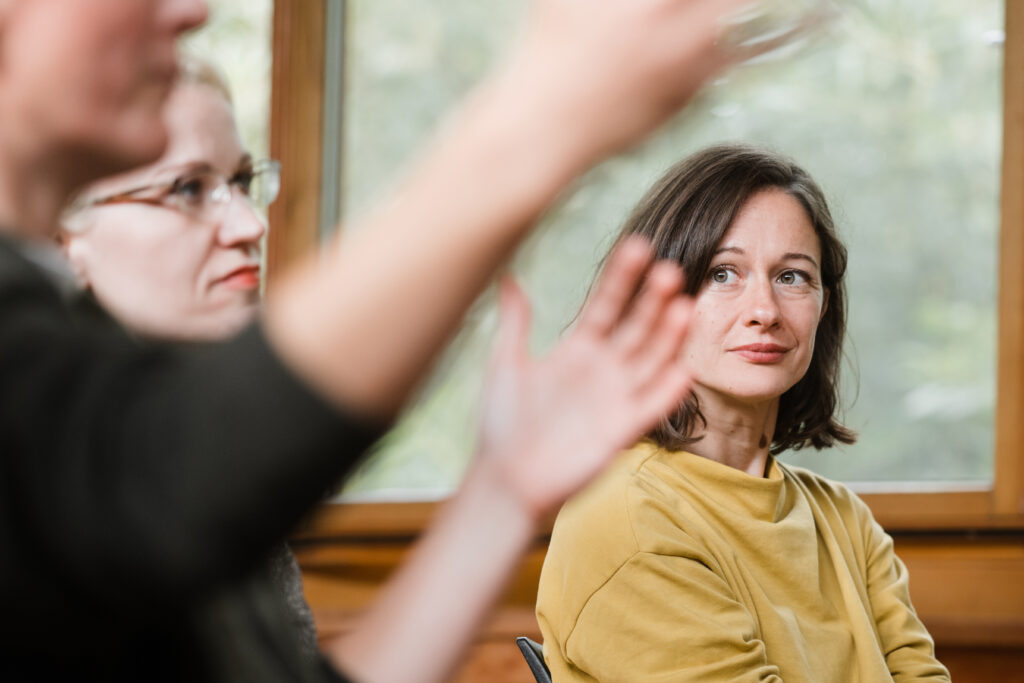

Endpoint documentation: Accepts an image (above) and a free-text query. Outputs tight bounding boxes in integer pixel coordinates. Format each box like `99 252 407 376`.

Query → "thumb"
494 275 532 363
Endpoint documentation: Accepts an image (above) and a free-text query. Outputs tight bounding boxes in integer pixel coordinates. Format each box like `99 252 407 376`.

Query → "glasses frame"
73 159 282 220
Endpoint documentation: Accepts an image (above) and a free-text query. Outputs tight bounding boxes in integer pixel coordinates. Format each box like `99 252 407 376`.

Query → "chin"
732 388 792 405
212 308 260 340
68 134 167 190
698 376 801 406
94 108 170 175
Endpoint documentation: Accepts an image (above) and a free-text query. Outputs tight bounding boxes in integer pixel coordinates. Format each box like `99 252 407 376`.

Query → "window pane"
182 1 274 161
340 1 1003 498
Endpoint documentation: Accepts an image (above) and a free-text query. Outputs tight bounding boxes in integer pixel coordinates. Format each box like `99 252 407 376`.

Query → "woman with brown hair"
537 143 949 682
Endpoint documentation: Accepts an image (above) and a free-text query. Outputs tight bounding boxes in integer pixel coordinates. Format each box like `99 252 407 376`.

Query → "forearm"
263 0 767 422
326 457 537 683
264 66 588 422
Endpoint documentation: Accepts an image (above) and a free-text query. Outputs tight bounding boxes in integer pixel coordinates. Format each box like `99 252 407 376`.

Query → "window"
183 1 274 162
267 0 1024 526
269 0 1024 653
330 0 1006 499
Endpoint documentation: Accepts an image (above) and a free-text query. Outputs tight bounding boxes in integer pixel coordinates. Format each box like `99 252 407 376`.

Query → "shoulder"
547 444 650 565
541 442 714 602
777 460 877 529
549 441 698 560
539 442 708 651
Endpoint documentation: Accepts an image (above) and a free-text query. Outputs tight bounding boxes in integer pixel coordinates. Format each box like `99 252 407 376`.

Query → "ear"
59 231 92 288
819 288 830 322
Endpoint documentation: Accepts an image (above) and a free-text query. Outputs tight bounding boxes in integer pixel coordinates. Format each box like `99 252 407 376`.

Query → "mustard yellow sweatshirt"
536 442 949 682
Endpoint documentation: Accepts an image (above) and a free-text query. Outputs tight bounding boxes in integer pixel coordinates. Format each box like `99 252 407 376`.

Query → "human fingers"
479 278 532 450
631 362 693 434
629 295 693 390
716 0 837 67
494 276 532 365
576 236 655 338
661 0 766 55
610 260 684 358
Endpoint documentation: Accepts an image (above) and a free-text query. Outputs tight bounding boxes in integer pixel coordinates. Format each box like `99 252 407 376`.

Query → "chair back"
515 636 553 683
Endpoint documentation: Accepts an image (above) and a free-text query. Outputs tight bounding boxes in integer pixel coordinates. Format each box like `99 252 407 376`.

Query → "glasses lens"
171 172 225 216
245 161 280 208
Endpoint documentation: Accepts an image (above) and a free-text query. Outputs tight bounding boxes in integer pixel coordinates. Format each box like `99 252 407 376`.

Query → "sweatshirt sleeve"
860 509 950 681
554 552 784 683
0 248 383 625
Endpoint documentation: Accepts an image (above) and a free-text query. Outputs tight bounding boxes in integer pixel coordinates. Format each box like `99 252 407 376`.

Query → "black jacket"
0 235 376 681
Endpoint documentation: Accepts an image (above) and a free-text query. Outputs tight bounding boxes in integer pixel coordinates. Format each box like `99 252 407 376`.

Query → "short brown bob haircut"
614 142 856 454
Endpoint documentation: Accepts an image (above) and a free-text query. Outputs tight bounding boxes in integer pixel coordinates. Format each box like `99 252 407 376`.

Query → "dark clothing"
0 234 375 681
269 542 321 655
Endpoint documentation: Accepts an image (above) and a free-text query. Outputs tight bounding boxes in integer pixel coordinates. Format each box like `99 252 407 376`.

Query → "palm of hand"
478 239 693 519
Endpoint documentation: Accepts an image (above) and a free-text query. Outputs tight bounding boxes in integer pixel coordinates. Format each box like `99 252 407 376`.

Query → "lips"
215 265 261 290
729 343 791 363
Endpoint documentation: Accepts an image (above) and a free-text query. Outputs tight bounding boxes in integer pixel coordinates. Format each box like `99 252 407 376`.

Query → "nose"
743 277 781 329
216 190 267 249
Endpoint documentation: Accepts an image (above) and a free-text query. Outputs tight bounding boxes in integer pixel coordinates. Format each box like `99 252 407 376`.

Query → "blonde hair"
177 53 234 105
61 55 235 232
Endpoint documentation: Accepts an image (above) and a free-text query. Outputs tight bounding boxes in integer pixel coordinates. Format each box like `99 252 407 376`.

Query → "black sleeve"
319 659 355 683
0 242 384 623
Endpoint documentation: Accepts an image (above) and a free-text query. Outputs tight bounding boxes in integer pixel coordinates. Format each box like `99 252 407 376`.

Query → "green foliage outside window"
184 1 1004 496
340 0 1003 497
183 1 273 163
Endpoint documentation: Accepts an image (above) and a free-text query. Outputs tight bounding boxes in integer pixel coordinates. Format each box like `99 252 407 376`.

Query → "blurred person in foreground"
60 57 318 660
0 0 800 681
537 144 949 682
59 59 695 679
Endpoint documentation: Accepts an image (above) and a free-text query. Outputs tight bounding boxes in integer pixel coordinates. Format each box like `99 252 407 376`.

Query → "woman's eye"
231 170 254 196
778 270 809 286
709 267 735 284
172 177 207 205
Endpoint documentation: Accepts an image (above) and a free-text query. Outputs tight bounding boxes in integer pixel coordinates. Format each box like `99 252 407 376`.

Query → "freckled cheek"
783 300 822 337
680 311 728 367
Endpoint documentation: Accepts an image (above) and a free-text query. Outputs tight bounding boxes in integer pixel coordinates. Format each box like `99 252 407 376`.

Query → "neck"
0 144 80 242
687 388 779 477
0 121 133 243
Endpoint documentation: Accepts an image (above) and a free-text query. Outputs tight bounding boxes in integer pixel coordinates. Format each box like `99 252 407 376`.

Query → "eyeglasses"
73 159 281 221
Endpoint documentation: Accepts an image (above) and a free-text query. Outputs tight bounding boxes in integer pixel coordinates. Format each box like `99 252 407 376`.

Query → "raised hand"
477 237 694 520
266 1 808 423
500 0 813 167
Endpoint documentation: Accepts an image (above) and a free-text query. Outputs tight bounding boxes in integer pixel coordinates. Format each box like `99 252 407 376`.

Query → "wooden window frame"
269 0 1024 649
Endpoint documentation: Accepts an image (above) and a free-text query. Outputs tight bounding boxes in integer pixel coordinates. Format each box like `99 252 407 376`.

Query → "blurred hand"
477 237 693 520
501 0 807 164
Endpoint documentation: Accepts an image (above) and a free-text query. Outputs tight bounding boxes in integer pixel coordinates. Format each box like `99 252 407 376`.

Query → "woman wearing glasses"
61 58 278 342
60 57 323 665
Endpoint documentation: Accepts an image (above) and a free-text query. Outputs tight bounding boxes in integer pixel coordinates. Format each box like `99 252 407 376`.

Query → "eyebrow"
128 161 211 185
146 153 254 182
712 246 820 269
